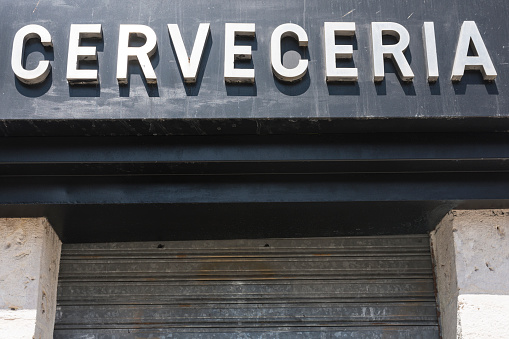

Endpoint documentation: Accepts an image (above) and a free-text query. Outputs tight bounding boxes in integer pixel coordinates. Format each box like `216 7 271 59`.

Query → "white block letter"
11 25 53 85
371 22 414 82
66 24 102 84
423 22 439 82
168 23 210 83
324 22 358 82
224 23 255 83
117 24 158 85
451 21 497 81
271 23 308 82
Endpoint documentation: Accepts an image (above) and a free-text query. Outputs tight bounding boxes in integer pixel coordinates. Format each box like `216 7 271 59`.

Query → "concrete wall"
431 210 509 339
0 218 61 339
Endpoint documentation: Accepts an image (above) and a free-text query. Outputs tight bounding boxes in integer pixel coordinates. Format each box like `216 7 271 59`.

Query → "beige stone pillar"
0 218 62 339
431 210 509 339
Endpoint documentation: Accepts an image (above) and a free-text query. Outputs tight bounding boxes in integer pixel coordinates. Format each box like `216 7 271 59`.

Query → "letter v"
168 23 210 83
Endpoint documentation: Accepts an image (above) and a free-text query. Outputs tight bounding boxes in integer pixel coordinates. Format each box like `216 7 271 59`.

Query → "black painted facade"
1 0 509 242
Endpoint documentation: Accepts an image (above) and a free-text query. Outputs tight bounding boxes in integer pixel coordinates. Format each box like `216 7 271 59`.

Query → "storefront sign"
0 0 508 133
12 21 497 86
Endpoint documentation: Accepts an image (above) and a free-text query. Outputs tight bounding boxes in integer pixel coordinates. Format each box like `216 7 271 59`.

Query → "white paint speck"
32 0 41 13
342 9 356 18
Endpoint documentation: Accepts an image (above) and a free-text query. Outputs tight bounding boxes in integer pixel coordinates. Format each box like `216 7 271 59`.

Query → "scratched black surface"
0 0 508 135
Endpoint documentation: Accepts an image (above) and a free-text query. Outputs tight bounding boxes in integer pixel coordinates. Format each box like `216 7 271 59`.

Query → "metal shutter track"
54 235 439 338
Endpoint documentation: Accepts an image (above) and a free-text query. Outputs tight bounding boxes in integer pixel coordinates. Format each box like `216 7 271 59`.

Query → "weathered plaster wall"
431 210 509 339
431 212 458 339
0 218 61 339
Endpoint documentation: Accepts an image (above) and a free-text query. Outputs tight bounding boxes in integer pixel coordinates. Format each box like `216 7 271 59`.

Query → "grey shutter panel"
54 235 439 338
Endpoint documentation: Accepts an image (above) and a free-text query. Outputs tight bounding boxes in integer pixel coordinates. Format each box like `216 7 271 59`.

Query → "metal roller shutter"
54 235 439 338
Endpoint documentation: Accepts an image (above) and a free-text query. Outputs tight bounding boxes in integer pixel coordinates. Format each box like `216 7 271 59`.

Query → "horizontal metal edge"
2 159 509 175
0 172 508 204
57 300 435 308
53 328 439 339
61 234 430 249
3 118 509 137
53 324 441 332
56 275 435 282
59 254 433 261
1 134 509 163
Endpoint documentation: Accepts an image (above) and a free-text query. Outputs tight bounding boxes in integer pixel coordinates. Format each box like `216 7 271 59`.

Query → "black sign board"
1 0 508 135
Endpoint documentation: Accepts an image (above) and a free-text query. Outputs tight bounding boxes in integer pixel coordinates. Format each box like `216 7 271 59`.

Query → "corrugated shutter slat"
54 235 439 338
